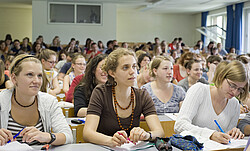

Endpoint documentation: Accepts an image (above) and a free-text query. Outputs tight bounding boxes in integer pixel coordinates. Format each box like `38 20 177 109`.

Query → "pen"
117 132 136 145
41 144 50 150
214 120 231 143
7 127 25 143
78 119 85 124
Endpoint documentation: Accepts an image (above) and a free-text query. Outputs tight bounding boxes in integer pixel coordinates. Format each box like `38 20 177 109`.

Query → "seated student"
238 110 250 136
63 54 86 93
202 55 222 82
0 59 12 91
137 53 151 70
141 56 185 114
178 60 209 92
137 64 152 88
0 54 73 146
73 54 107 116
173 52 196 82
57 53 75 81
174 60 248 144
83 48 164 147
4 55 15 77
38 49 61 96
55 50 67 72
65 74 84 103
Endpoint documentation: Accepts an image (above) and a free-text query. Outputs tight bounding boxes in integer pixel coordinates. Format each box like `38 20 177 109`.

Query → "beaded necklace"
112 86 134 131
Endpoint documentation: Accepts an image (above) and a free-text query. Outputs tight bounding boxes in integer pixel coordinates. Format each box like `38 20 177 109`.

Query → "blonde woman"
175 60 248 144
141 56 185 114
0 59 12 91
38 49 61 96
0 54 73 146
83 48 164 147
63 54 86 93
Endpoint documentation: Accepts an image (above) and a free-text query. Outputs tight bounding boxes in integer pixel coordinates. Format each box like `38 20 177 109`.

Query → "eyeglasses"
75 63 86 66
226 79 245 93
47 60 57 64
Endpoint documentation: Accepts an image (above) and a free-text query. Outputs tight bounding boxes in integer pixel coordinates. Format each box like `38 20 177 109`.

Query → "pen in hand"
117 132 136 145
7 127 26 143
214 120 231 143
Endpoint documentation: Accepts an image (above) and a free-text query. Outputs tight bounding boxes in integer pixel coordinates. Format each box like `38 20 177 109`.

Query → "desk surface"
32 143 181 151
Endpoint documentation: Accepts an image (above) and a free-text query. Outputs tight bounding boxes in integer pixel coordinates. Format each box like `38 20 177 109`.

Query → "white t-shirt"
174 82 240 139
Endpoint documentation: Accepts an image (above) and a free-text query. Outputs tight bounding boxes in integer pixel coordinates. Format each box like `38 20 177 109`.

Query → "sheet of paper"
0 141 34 150
108 141 154 151
164 113 178 121
180 131 247 150
239 113 246 119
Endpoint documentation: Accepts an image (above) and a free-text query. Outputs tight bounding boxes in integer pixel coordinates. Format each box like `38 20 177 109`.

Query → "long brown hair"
75 54 107 104
0 60 5 86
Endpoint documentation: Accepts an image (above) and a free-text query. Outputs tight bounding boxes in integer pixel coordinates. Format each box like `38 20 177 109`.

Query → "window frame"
48 2 102 25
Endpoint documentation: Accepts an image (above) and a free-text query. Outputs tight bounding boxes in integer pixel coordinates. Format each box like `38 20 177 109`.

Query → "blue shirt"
141 83 186 114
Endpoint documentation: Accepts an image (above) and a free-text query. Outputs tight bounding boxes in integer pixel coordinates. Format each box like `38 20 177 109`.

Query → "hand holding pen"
210 120 231 144
110 131 129 147
7 127 25 144
0 128 13 146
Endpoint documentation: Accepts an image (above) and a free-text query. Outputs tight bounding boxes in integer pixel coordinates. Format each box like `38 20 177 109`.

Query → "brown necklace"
112 86 134 131
13 89 36 108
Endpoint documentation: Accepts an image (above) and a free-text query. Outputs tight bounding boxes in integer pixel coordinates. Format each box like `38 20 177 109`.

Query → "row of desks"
66 114 176 144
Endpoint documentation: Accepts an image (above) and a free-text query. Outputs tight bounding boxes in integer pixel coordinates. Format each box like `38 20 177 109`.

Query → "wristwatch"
48 133 56 144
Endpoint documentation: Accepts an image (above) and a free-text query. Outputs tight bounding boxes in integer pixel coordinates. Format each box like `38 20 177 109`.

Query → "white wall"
32 0 116 45
0 7 32 41
117 10 199 46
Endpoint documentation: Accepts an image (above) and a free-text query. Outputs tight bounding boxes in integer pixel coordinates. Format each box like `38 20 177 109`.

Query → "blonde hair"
0 60 5 86
66 53 85 75
9 54 47 92
135 50 146 58
213 60 249 102
150 56 172 78
102 48 136 85
38 49 57 63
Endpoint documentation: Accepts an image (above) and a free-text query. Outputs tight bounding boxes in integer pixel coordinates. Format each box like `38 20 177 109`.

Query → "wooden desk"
62 107 75 117
140 115 176 137
66 115 176 144
66 118 85 143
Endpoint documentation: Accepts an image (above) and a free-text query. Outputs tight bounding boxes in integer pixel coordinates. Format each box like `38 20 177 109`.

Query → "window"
243 8 250 53
208 14 227 47
50 4 74 23
48 2 102 25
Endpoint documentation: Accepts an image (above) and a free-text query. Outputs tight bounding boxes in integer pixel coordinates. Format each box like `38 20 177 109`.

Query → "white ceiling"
0 0 248 13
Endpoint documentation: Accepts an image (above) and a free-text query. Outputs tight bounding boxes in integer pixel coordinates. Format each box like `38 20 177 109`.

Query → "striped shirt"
7 112 44 145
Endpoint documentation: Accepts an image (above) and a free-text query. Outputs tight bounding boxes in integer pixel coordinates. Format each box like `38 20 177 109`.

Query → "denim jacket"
0 89 73 144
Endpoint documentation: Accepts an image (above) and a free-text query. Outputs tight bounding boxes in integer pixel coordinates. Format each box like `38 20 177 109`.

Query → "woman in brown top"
83 48 164 147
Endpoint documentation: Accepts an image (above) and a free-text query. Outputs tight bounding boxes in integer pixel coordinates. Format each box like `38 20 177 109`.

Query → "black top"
74 86 89 116
0 74 9 89
59 62 71 74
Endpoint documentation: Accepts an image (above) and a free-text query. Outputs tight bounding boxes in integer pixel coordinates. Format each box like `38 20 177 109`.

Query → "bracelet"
147 132 152 141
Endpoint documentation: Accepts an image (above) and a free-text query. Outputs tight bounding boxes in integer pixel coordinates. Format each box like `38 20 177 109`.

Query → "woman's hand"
129 127 150 143
210 131 231 144
227 127 244 140
109 131 129 147
20 127 51 143
240 104 249 113
0 128 13 146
